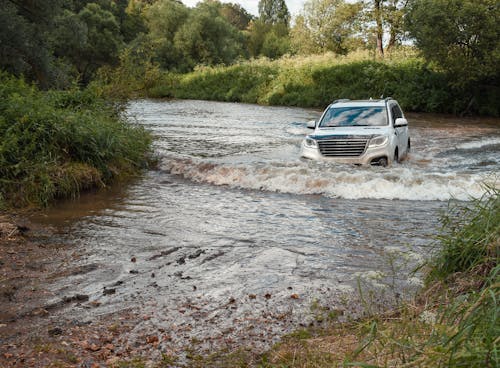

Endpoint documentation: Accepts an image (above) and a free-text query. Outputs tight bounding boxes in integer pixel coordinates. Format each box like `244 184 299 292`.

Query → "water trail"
161 156 495 201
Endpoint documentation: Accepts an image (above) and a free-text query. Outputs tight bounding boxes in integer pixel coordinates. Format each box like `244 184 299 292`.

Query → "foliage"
0 0 64 88
54 3 124 85
142 0 246 72
109 51 498 116
219 2 254 30
429 186 500 280
0 72 151 207
406 0 500 86
291 0 364 55
258 0 290 27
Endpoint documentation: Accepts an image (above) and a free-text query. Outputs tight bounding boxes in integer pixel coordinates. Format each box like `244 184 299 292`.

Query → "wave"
456 137 500 150
161 157 496 201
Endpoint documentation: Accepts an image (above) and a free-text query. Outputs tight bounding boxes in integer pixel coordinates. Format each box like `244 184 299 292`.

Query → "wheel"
378 157 388 167
394 148 399 163
407 138 411 153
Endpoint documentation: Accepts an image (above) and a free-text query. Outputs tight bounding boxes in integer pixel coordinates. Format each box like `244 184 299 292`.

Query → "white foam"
162 157 496 201
456 137 500 150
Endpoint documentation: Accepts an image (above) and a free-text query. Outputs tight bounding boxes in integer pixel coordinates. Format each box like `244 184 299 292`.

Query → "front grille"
317 137 368 157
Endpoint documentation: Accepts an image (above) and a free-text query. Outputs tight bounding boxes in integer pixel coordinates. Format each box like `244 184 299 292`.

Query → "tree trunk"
387 27 396 52
374 0 384 58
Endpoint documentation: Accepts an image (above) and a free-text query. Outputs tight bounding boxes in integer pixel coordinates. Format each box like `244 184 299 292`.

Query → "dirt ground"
0 214 178 368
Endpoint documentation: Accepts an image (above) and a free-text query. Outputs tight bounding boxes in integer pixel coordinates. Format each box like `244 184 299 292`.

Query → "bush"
115 52 499 116
0 72 152 207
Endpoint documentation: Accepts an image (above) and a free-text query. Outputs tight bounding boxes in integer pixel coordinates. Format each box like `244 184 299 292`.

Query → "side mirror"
307 120 316 129
395 118 408 127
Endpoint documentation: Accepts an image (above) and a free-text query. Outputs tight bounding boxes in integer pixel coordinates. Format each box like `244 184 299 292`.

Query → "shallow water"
33 99 500 353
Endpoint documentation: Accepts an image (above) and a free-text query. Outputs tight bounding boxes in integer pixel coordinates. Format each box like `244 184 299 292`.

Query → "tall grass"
0 72 152 207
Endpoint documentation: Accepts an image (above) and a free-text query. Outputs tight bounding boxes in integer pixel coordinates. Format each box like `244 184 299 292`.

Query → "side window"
391 105 402 124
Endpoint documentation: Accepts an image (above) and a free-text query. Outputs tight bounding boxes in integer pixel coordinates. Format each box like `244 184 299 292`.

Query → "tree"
373 0 384 57
0 0 64 87
54 3 123 84
173 1 245 69
144 0 189 69
384 0 406 51
258 0 290 27
246 19 271 57
361 0 408 56
219 2 253 30
291 0 363 55
261 23 291 58
406 0 500 84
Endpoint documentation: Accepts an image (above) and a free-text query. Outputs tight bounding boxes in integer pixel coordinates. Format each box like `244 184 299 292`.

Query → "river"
31 99 500 356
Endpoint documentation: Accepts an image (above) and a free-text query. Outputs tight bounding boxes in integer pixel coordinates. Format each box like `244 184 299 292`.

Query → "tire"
407 138 411 153
378 157 388 167
394 148 399 163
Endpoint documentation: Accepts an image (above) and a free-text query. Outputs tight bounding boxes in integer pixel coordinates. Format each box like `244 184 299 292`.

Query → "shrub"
114 51 499 116
0 72 152 207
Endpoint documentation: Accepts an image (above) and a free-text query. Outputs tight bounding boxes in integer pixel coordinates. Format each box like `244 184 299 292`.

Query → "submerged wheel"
407 138 411 153
378 157 388 167
394 148 399 163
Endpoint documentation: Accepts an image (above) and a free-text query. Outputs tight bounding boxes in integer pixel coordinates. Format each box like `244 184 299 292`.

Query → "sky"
181 0 306 16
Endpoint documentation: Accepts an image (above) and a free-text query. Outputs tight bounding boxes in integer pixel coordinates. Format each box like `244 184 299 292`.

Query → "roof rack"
332 99 350 104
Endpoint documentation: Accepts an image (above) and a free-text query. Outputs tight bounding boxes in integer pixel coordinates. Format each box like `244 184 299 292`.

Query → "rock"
131 257 136 263
62 294 89 303
264 293 272 300
75 294 90 301
176 256 186 265
148 247 180 261
188 249 205 259
290 294 300 299
103 288 116 295
129 270 139 274
248 294 256 299
48 327 63 336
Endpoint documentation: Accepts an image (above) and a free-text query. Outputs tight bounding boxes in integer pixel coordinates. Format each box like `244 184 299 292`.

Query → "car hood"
309 126 389 139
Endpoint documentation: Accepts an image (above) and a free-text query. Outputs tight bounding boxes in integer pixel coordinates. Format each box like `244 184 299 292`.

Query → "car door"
390 103 408 156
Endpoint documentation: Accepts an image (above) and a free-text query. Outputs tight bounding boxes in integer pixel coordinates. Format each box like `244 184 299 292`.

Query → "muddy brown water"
16 100 500 357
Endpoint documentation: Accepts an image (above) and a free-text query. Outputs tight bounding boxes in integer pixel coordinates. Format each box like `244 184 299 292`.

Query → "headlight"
368 135 388 148
304 137 318 148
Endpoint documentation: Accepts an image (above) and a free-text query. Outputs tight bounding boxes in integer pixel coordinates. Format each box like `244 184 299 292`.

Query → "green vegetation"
0 72 151 208
1 1 498 115
258 188 499 367
99 51 498 116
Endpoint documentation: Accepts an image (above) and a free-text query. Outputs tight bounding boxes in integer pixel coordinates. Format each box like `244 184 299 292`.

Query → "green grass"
0 72 152 207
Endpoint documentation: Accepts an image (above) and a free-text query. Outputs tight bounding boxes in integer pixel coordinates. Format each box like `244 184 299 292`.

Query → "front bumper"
300 142 391 165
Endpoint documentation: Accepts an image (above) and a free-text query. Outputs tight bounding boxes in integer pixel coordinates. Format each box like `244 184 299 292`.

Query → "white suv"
300 98 410 166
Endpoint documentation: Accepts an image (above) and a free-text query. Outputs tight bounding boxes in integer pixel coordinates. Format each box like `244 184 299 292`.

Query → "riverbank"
0 72 152 208
1 187 497 367
98 51 500 117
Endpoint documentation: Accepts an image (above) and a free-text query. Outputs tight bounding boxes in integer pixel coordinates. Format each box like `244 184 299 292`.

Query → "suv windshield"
319 106 388 127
